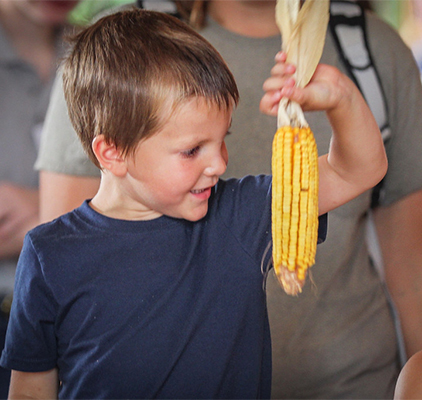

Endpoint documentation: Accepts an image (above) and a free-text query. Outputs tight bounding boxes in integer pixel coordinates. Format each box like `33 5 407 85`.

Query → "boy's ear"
92 135 127 177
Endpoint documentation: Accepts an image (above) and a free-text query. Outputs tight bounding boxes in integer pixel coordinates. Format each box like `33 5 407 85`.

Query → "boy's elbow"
363 152 388 192
380 155 388 179
347 150 388 196
373 153 388 186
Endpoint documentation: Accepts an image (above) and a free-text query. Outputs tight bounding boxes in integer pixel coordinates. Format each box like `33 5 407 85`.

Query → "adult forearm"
374 190 422 357
39 171 100 223
384 258 422 357
0 184 39 258
0 223 36 259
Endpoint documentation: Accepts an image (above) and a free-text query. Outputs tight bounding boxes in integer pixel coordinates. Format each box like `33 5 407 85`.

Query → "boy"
0 9 387 400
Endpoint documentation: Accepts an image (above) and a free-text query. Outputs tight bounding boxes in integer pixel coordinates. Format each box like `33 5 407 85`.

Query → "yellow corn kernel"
271 125 319 295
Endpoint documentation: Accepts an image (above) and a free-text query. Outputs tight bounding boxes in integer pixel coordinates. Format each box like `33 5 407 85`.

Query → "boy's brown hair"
62 9 239 168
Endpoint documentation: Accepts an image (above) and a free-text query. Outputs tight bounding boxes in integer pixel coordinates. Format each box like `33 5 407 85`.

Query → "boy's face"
123 97 232 222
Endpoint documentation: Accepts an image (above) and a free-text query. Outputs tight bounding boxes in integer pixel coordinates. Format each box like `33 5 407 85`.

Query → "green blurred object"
371 0 403 30
68 0 134 25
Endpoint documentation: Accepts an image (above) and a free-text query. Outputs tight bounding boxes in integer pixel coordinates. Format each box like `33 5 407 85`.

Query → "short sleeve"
0 235 58 372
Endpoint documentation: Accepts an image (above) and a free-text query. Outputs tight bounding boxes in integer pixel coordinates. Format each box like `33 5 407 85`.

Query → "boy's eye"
181 146 200 158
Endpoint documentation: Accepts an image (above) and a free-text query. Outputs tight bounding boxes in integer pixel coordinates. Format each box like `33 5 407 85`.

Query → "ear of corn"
271 0 328 295
271 126 318 295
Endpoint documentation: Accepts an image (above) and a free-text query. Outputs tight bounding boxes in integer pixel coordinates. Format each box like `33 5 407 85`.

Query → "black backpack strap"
329 0 389 207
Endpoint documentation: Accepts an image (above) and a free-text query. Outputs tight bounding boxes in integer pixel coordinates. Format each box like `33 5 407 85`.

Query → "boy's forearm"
317 77 387 215
326 80 387 190
8 369 59 400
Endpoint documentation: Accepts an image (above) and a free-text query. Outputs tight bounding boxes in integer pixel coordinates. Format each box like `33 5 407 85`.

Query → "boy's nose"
204 151 227 177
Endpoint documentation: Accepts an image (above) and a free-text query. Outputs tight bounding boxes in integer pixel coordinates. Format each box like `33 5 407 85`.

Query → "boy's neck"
90 176 162 221
207 0 279 38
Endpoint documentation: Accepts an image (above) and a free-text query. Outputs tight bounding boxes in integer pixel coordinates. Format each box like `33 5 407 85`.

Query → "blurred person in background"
35 1 422 398
0 0 79 396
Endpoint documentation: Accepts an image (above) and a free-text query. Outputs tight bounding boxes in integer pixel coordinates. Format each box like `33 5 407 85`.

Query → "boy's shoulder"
213 175 272 205
216 175 271 191
28 201 90 242
211 175 272 223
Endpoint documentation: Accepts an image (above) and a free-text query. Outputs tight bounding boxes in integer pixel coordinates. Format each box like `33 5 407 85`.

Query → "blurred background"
67 0 422 76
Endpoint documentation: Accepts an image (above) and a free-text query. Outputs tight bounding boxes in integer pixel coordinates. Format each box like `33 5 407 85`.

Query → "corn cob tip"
275 267 306 296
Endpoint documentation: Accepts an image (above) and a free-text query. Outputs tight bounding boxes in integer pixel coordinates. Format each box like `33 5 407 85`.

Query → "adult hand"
0 182 39 259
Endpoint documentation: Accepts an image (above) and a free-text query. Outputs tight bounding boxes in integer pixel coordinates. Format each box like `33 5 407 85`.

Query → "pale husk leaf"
288 0 330 88
275 0 299 48
275 0 330 127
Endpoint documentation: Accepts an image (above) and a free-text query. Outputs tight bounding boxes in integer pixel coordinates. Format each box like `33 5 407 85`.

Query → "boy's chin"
163 202 209 222
184 211 208 222
181 206 209 222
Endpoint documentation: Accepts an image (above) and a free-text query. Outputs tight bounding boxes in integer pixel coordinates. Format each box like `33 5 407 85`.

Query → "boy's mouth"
190 187 212 200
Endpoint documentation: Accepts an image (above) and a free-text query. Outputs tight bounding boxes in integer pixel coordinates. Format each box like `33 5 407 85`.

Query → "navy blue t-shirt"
0 176 326 399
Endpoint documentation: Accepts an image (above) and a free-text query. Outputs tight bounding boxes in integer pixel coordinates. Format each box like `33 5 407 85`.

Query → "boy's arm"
260 53 387 215
316 63 387 214
8 369 59 399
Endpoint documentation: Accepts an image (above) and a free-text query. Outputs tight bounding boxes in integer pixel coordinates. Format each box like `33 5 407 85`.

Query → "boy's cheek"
222 143 229 166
